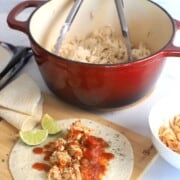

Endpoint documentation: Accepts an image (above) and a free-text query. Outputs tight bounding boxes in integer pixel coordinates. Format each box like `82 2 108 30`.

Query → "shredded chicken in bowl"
58 26 151 64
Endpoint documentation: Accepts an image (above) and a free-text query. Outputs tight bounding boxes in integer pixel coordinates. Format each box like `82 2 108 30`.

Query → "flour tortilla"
9 118 134 180
0 74 43 130
0 97 43 130
0 73 42 116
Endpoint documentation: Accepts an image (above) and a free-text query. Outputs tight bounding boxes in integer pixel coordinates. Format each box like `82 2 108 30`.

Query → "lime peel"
19 129 48 146
41 114 61 135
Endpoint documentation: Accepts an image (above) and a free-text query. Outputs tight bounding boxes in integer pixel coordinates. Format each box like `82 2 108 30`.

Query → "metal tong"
0 42 33 90
54 0 84 55
115 0 132 62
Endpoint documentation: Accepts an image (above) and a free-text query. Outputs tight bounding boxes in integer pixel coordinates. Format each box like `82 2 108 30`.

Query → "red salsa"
32 120 114 180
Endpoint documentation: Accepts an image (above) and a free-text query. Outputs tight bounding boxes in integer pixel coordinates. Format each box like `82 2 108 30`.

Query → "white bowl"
149 95 180 169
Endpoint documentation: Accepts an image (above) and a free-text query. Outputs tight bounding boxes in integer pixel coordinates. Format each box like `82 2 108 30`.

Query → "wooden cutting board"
0 94 157 180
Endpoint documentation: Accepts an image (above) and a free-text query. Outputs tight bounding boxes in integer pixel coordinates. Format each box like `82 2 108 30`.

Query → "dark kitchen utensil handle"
163 19 180 57
0 41 17 54
0 52 33 90
7 1 45 34
0 47 30 79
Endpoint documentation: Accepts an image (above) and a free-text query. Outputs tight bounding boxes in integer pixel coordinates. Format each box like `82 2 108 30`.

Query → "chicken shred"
47 120 92 180
41 120 114 180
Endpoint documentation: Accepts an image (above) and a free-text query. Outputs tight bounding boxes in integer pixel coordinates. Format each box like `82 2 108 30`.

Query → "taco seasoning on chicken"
9 119 134 180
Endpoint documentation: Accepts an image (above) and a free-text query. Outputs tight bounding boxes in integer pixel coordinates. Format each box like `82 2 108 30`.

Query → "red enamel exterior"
32 43 165 108
7 1 180 108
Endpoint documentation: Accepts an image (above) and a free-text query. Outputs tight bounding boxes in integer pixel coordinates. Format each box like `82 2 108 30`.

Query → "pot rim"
24 0 177 67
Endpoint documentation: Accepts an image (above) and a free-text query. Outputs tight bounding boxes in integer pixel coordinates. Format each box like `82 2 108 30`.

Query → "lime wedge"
19 129 48 146
41 114 61 135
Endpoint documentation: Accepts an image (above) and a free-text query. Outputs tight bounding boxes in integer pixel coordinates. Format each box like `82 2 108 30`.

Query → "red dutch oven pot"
7 0 180 108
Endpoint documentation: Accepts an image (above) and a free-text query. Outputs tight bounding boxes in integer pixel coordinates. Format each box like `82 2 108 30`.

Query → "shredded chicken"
47 120 91 180
45 120 113 180
59 26 151 64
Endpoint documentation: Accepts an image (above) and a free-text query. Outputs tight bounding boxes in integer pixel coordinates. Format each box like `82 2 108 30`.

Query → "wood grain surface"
0 94 157 180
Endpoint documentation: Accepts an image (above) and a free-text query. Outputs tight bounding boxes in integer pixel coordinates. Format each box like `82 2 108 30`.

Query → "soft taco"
9 118 134 180
0 74 43 130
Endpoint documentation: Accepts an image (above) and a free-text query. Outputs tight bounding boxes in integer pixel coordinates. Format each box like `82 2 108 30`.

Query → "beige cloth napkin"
0 74 43 130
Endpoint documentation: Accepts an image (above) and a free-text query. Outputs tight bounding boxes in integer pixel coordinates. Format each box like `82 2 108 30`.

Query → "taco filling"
9 119 134 180
32 120 114 180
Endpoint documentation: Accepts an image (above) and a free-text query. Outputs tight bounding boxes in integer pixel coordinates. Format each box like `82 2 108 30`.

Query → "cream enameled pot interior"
29 0 174 56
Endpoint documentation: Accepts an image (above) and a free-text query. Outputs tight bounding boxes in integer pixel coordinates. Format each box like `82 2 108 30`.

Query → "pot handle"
163 19 180 57
7 1 45 34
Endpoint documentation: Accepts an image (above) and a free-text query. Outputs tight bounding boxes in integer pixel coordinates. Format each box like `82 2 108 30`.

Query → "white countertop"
1 0 180 179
